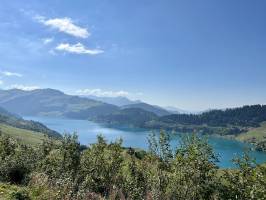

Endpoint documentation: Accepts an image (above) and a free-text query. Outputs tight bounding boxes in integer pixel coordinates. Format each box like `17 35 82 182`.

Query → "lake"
25 116 266 168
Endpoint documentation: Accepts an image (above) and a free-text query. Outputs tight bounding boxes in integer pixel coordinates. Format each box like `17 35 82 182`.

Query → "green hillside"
0 89 119 119
0 123 45 145
91 107 158 127
0 106 60 138
236 121 266 151
236 121 266 142
122 102 171 116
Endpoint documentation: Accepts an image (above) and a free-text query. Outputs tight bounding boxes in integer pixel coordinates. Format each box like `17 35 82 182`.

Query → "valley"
1 88 266 153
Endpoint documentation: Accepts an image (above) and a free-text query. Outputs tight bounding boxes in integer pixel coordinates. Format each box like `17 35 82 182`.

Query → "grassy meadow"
0 124 45 145
236 121 266 143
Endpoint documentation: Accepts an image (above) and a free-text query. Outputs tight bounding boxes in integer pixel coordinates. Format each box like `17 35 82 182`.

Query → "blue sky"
0 0 266 111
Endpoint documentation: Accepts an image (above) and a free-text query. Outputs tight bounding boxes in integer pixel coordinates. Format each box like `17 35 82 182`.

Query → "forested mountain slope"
157 105 266 127
0 106 60 138
0 89 119 119
90 108 158 127
94 105 266 137
122 102 171 116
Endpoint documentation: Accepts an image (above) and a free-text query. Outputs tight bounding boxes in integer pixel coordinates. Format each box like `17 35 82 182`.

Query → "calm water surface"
25 116 266 168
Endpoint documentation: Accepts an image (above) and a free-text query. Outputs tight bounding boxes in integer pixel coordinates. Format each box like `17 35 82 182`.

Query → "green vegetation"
160 105 266 126
122 102 171 116
94 105 266 139
0 106 60 139
94 105 266 129
0 131 266 199
236 121 266 151
91 108 158 127
0 124 45 145
2 88 266 150
146 105 266 134
0 89 119 119
0 183 30 200
0 89 171 119
237 121 266 142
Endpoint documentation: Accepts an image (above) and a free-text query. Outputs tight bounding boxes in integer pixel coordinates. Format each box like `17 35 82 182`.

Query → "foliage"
122 102 170 116
220 151 266 199
80 135 123 197
237 121 266 151
0 124 46 145
159 105 266 127
0 134 37 184
0 183 30 200
0 131 266 199
94 104 266 137
166 135 219 199
92 108 158 127
0 106 61 138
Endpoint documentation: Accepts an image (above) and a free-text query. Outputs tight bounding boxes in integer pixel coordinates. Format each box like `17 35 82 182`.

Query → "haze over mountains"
0 106 60 138
0 88 172 120
82 96 142 107
81 95 173 116
1 88 266 151
0 89 118 118
122 103 171 116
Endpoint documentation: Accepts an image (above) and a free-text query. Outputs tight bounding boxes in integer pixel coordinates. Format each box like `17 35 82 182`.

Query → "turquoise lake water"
25 116 266 168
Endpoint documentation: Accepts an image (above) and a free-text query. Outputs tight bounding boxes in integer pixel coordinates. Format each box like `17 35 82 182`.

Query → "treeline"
91 108 158 127
0 107 61 138
93 105 266 136
148 105 266 136
0 132 266 199
158 105 266 127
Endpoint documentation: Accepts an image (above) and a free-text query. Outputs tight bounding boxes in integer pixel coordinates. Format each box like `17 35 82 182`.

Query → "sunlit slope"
0 123 45 145
236 121 266 142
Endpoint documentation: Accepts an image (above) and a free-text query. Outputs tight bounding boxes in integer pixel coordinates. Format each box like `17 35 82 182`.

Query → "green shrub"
1 131 266 199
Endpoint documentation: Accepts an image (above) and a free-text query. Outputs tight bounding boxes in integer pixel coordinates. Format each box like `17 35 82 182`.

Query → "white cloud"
42 37 54 44
0 80 3 85
36 16 90 38
1 71 23 77
55 43 104 55
9 84 40 91
76 89 130 97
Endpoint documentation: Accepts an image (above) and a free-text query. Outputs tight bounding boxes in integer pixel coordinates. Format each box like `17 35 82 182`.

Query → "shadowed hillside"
0 89 119 119
0 106 60 138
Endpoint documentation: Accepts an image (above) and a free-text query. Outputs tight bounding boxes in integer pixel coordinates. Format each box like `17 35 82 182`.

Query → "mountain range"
0 89 119 118
82 95 142 106
122 103 171 116
82 95 171 116
0 88 171 120
1 88 266 151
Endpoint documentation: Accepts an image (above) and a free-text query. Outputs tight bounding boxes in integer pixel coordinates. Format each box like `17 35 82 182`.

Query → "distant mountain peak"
0 88 119 119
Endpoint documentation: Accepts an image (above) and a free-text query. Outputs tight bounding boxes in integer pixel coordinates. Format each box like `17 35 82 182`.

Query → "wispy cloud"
0 80 3 85
36 16 90 38
9 84 40 91
1 71 23 77
76 89 130 97
42 37 54 44
55 43 104 55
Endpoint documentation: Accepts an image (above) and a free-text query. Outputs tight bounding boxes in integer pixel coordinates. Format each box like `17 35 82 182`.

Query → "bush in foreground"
0 131 266 199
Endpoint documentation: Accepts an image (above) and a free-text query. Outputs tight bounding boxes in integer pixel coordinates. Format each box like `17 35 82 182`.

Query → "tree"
166 134 219 200
221 150 266 200
0 135 37 184
79 135 124 198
